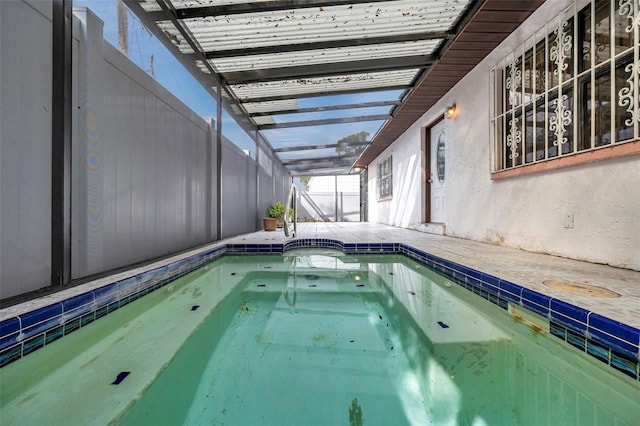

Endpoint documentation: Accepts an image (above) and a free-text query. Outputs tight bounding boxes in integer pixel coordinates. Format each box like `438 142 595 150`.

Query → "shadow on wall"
298 192 360 222
391 153 420 226
299 192 330 221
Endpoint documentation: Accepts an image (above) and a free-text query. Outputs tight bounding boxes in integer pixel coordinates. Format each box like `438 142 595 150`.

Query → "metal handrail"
283 183 297 237
283 256 297 313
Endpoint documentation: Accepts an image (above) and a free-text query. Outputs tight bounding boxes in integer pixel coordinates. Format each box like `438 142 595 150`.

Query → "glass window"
437 133 446 184
377 156 393 200
492 0 639 172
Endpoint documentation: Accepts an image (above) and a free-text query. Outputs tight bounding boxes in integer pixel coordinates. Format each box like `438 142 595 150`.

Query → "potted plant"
263 202 283 231
270 202 287 228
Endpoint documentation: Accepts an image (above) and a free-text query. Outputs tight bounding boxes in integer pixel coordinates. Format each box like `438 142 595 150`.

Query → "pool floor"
118 255 640 425
120 280 432 425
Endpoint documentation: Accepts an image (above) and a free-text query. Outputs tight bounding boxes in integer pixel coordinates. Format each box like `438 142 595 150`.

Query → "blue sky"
73 0 398 160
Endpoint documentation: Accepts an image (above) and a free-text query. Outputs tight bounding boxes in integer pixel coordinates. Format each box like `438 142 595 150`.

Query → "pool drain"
543 280 620 298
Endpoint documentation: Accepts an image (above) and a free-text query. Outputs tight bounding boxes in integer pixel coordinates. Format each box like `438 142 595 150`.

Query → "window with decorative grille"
491 0 639 172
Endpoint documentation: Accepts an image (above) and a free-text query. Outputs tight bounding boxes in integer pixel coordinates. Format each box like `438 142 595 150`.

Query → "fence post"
334 176 338 222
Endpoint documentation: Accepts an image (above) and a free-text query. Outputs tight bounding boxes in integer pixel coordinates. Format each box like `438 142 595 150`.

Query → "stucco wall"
368 131 424 228
368 0 640 270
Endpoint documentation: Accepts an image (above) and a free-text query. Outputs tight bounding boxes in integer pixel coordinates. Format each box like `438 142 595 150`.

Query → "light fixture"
444 103 457 119
349 165 367 174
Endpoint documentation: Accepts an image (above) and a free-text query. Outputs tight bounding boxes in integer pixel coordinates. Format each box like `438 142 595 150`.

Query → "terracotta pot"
263 217 278 231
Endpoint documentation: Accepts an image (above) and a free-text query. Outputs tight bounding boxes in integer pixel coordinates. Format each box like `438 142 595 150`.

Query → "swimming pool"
1 250 638 425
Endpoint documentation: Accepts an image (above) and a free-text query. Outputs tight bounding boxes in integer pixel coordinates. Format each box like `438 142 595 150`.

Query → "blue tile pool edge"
396 243 639 380
0 245 227 368
1 239 638 381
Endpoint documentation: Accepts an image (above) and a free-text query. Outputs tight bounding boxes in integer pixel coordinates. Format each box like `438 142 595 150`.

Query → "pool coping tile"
588 313 640 360
1 236 638 379
521 288 552 317
550 299 589 333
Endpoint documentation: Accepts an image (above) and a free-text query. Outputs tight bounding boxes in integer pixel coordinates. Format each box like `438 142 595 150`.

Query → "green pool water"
1 252 639 425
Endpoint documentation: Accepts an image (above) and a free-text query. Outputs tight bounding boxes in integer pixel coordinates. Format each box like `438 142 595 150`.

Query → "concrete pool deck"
225 222 640 329
2 222 639 330
1 221 639 379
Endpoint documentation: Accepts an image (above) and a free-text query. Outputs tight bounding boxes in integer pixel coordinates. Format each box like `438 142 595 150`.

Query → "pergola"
125 0 544 175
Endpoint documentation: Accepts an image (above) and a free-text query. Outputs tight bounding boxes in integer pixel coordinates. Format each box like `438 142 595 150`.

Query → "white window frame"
377 155 393 200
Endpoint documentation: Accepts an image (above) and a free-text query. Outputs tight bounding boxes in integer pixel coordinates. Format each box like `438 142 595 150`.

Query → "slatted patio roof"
125 0 545 175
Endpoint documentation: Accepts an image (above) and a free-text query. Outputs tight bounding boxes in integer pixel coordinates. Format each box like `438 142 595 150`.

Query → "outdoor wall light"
444 103 457 119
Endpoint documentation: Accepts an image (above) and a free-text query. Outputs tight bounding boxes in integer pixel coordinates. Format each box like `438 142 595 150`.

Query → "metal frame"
224 55 436 85
283 155 359 166
238 86 411 104
216 80 223 240
146 0 393 20
202 32 453 60
259 115 390 130
51 0 72 286
126 0 480 176
289 166 355 176
274 142 371 153
249 100 400 117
